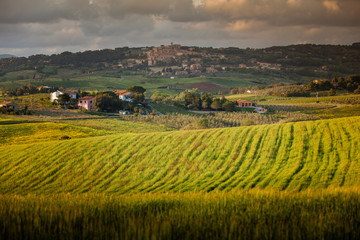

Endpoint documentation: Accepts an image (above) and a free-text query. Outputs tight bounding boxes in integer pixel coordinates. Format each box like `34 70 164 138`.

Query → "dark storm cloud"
1 0 359 27
202 0 360 27
0 0 202 24
0 0 359 56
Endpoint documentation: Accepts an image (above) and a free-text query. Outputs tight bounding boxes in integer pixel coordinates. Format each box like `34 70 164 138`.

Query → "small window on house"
84 101 87 103
80 101 82 103
90 101 92 103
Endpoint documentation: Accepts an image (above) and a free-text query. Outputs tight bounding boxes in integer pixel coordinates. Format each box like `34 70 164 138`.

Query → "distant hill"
0 54 16 59
0 43 359 90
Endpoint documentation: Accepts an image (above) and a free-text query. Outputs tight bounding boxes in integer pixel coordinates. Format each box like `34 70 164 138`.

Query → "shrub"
59 135 71 140
195 118 209 129
328 89 336 96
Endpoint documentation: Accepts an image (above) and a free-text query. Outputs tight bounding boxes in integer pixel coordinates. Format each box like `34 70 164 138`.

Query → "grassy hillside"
0 70 306 95
1 116 359 194
0 120 109 145
227 93 360 104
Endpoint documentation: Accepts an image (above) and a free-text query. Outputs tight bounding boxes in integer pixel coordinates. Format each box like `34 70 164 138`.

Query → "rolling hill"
0 54 16 59
0 116 359 194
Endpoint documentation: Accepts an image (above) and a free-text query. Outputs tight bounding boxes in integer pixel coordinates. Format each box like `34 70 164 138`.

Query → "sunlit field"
1 189 360 239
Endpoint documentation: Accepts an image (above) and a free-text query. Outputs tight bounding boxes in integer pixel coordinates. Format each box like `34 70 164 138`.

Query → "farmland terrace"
0 116 359 194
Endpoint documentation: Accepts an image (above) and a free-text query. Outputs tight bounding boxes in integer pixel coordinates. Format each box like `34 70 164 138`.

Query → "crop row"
0 116 359 194
122 111 317 129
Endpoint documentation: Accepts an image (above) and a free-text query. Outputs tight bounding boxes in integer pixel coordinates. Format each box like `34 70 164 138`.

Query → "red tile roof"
0 101 13 105
114 90 128 95
63 90 77 94
79 96 94 100
116 91 131 96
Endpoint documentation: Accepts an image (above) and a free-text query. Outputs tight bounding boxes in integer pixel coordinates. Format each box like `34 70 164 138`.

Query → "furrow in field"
88 134 155 193
201 127 252 191
338 119 360 186
283 122 321 191
215 126 259 190
257 124 288 188
166 129 230 192
310 121 339 188
141 130 219 192
121 133 185 192
1 141 77 193
240 125 281 189
258 123 295 190
64 135 126 193
181 129 241 192
1 117 360 193
224 126 267 189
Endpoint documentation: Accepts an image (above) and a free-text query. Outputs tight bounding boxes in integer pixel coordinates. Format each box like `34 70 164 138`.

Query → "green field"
0 121 109 145
1 116 359 194
1 189 360 239
1 113 360 238
1 69 305 95
228 93 360 105
57 117 174 133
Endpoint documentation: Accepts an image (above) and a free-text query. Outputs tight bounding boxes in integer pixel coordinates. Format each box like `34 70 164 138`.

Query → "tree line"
308 75 360 93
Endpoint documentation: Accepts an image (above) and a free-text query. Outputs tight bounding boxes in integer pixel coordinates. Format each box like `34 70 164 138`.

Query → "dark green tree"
328 89 336 96
93 94 122 112
201 93 213 109
126 86 146 94
185 92 195 106
57 93 71 106
222 101 235 112
133 93 145 103
211 98 222 110
195 118 209 129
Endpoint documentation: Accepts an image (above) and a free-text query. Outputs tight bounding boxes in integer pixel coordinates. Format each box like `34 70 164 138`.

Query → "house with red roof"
235 99 253 107
0 101 18 111
78 96 95 110
114 90 132 102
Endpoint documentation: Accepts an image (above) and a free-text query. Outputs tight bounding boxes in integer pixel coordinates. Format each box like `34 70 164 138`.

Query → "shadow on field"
0 120 33 125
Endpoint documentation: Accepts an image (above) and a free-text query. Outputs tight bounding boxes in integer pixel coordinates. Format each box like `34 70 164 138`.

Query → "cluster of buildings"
50 89 135 110
235 99 267 113
145 43 212 67
160 63 220 78
238 62 281 71
146 43 185 66
0 101 18 111
92 43 284 76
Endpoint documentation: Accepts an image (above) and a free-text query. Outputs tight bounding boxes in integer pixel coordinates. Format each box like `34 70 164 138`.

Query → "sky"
0 0 359 57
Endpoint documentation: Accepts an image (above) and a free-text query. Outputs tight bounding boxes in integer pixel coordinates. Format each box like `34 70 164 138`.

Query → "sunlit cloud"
323 0 340 13
0 0 359 56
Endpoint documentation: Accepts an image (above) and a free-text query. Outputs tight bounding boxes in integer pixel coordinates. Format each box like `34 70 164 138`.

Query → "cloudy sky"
1 0 359 56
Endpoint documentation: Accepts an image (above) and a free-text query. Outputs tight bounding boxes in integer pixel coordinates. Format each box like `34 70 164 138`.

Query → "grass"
150 102 193 115
0 120 109 145
122 111 318 129
311 105 360 118
58 117 174 133
258 94 360 105
227 93 360 104
2 91 360 239
1 189 360 239
1 112 360 238
1 69 302 95
1 116 360 194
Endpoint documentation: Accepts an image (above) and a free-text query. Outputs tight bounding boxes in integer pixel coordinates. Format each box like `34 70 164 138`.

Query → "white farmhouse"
50 90 77 102
114 90 133 102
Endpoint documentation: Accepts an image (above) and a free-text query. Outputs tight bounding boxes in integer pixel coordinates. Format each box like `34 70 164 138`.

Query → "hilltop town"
1 43 360 92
